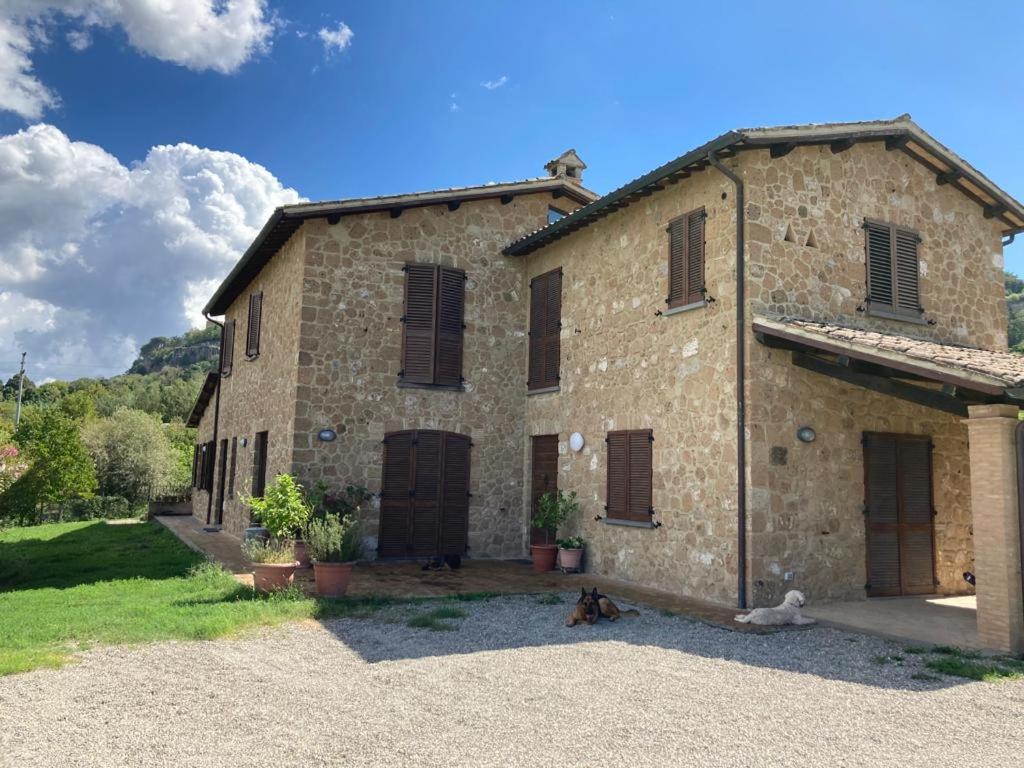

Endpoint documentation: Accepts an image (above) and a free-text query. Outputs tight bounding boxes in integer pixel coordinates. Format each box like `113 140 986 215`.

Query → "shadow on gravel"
315 592 980 692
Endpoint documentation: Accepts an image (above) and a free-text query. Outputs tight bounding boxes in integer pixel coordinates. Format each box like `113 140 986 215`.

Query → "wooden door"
378 430 470 558
530 435 559 545
214 438 227 525
863 433 936 596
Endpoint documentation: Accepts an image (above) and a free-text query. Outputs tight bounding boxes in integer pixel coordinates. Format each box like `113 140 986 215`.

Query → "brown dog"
566 587 640 626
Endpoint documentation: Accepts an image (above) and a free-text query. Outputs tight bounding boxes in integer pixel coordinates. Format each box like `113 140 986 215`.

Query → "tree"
164 421 197 491
59 390 97 423
1 374 34 402
83 409 176 505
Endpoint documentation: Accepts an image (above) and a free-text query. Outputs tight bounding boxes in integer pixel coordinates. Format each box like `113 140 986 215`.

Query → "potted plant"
556 536 585 573
531 490 579 572
241 474 313 566
306 513 365 598
242 538 299 593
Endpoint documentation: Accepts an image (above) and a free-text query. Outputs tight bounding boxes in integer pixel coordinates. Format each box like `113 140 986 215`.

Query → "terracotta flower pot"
557 547 584 573
293 539 311 568
530 544 558 572
252 562 299 593
313 561 355 598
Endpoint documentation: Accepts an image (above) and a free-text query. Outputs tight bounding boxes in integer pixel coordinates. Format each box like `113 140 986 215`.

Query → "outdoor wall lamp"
318 429 338 442
569 432 585 452
796 426 816 443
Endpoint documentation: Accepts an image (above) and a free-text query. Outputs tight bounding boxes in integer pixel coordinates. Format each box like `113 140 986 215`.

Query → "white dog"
734 590 816 626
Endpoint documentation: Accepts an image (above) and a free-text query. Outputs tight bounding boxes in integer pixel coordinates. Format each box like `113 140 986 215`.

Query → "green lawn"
0 521 361 676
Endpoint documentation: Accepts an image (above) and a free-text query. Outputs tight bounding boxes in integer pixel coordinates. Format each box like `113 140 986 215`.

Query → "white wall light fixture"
569 432 585 452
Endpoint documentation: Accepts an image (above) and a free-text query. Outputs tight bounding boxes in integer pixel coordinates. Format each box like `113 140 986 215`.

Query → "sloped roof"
203 177 598 316
752 315 1024 394
505 115 1024 257
186 372 219 428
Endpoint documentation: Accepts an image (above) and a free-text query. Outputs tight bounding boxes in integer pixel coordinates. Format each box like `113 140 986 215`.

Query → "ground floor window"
605 429 653 522
252 431 268 497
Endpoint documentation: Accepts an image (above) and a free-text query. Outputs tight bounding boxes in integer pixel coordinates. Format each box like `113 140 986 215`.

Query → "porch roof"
752 315 1024 415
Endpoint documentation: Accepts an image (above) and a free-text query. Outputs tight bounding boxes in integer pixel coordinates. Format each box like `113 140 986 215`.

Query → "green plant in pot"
241 538 299 593
555 535 585 573
306 513 365 598
241 474 313 567
531 490 579 572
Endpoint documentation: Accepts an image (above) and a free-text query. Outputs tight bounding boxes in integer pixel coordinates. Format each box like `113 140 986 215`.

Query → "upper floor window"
528 268 561 391
220 319 235 376
547 207 566 225
606 429 653 523
246 291 263 358
667 207 706 310
400 263 466 388
864 219 923 322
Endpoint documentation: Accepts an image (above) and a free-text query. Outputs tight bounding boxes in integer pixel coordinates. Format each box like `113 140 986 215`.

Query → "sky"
1 0 1023 383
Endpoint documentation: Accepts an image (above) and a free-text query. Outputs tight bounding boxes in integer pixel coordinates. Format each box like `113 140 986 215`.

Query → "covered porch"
754 315 1024 654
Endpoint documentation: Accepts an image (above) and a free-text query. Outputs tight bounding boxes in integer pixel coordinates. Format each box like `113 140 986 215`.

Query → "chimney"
544 149 586 185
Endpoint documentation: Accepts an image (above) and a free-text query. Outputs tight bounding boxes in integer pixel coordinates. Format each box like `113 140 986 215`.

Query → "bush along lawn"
0 521 388 676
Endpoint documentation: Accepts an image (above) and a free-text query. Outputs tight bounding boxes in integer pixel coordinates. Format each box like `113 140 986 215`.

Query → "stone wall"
742 143 1004 604
522 163 742 605
290 192 570 558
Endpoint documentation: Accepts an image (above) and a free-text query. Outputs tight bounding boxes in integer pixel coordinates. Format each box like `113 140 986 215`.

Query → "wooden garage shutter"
865 220 922 318
606 429 653 522
379 431 414 558
220 319 235 376
863 433 900 596
528 268 561 390
440 432 471 556
896 437 936 594
246 292 263 357
400 264 465 387
667 207 706 309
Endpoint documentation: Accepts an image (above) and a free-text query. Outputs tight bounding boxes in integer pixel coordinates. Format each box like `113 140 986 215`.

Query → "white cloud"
481 75 508 90
0 123 301 381
0 1 276 119
317 21 353 56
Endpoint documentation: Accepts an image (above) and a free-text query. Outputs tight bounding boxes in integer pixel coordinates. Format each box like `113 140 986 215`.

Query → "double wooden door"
379 430 470 558
863 432 936 596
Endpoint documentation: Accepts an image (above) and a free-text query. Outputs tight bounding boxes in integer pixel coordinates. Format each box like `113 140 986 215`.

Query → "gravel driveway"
2 593 1022 767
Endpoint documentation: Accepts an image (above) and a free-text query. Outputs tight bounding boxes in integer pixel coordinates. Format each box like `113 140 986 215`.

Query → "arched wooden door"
379 430 470 558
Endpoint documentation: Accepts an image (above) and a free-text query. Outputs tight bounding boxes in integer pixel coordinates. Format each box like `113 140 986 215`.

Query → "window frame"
863 218 925 324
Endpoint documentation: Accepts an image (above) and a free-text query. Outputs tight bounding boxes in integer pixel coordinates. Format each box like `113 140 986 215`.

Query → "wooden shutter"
435 267 465 387
221 319 235 376
440 432 471 556
896 437 935 594
410 431 442 556
865 221 921 317
864 433 900 596
246 292 262 357
379 431 414 557
528 269 561 390
667 208 705 309
606 430 653 521
530 435 559 545
401 265 438 385
227 437 237 498
191 445 201 488
252 431 268 497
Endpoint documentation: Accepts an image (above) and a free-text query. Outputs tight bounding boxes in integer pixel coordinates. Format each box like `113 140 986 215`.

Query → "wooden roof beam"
770 143 795 159
885 135 910 151
985 204 1006 219
830 139 854 154
936 170 961 186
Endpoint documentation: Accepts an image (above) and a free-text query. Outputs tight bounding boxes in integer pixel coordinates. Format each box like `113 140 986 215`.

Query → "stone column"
966 404 1024 654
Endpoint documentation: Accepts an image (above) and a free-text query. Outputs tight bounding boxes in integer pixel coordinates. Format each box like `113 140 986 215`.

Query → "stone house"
189 118 1024 652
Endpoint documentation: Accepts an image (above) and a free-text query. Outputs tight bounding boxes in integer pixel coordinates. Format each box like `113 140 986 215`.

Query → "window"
605 429 653 523
400 264 465 388
864 219 922 321
378 430 471 558
547 207 566 225
227 437 237 499
252 431 268 497
246 291 263 358
198 441 215 493
667 207 706 310
221 319 235 376
191 445 201 488
528 268 561 391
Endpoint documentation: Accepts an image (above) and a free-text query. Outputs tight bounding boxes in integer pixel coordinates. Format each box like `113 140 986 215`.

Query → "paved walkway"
154 514 799 636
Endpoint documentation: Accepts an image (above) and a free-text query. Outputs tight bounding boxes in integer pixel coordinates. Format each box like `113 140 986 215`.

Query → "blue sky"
1 0 1022 380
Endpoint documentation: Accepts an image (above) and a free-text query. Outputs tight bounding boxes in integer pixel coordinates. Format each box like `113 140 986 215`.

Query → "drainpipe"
707 152 747 610
204 312 224 527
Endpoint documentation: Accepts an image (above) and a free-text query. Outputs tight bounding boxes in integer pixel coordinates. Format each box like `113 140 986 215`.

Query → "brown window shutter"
606 431 629 519
192 445 201 488
434 267 466 386
528 269 561 390
252 431 268 497
863 433 900 596
667 208 705 308
379 431 414 557
227 437 237 498
865 222 894 309
246 292 262 357
627 430 653 521
439 432 471 556
893 227 921 314
221 319 235 376
895 436 935 593
410 431 443 556
865 220 922 317
401 264 438 384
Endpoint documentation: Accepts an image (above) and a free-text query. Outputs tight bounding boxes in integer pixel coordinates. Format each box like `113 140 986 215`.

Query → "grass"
535 592 562 605
406 604 467 631
921 646 1024 682
0 521 388 676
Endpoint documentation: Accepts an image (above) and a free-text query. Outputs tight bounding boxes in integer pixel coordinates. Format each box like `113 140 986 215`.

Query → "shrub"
241 474 312 540
242 538 297 564
556 536 584 550
532 490 580 545
308 481 374 519
83 408 176 505
306 514 364 563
